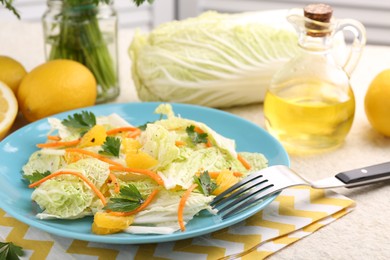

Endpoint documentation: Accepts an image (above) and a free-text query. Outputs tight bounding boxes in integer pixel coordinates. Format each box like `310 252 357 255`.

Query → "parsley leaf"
186 125 208 144
194 171 217 196
104 184 144 212
137 121 153 131
138 114 163 131
137 124 147 131
99 137 121 157
22 170 51 184
62 111 96 133
0 242 24 260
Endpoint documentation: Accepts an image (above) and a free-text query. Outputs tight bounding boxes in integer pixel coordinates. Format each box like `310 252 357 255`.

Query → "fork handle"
335 161 390 187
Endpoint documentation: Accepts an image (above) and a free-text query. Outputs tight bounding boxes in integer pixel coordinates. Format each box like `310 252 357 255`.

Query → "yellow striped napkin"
0 186 354 259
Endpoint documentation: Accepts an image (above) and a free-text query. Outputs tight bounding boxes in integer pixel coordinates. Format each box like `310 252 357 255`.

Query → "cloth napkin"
0 186 354 259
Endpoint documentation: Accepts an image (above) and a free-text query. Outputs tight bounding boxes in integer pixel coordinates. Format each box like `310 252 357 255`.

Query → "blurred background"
0 0 389 45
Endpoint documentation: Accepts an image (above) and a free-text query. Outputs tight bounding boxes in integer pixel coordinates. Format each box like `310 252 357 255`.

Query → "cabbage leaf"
32 158 110 219
126 189 214 234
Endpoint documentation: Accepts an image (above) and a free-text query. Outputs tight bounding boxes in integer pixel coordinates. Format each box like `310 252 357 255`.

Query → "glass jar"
42 0 119 103
263 4 366 154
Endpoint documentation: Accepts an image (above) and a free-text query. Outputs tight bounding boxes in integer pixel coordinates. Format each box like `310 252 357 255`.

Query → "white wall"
1 0 388 44
177 0 390 45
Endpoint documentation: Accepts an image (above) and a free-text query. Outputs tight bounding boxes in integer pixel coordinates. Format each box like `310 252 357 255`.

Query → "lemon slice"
0 81 18 140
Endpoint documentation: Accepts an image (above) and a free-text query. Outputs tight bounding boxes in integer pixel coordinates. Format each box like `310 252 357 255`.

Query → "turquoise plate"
0 102 289 244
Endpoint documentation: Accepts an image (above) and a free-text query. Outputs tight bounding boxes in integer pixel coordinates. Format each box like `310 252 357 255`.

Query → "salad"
22 104 268 235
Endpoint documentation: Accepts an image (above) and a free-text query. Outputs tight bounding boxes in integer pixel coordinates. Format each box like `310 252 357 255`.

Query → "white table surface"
1 20 390 259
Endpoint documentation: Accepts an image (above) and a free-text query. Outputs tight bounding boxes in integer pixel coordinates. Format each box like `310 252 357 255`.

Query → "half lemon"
0 81 18 140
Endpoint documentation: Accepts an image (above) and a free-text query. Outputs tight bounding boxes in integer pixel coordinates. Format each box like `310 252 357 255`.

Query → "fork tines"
210 171 275 219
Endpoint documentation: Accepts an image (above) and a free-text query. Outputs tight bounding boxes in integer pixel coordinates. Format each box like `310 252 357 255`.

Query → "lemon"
17 59 97 122
0 56 27 94
0 81 18 140
364 69 390 136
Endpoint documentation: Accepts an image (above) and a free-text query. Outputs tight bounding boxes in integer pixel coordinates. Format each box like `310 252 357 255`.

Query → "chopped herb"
99 137 121 157
138 113 163 131
23 170 51 184
0 241 24 260
104 184 144 212
137 121 153 131
186 125 208 144
194 171 217 196
62 111 96 133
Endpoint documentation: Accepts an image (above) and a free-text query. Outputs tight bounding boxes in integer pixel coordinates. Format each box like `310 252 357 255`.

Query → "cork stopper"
303 3 333 37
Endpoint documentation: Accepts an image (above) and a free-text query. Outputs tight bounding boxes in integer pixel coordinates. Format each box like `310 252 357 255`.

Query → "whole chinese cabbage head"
129 10 299 108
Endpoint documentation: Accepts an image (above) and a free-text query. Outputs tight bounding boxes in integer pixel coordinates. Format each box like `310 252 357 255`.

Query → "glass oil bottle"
264 4 366 154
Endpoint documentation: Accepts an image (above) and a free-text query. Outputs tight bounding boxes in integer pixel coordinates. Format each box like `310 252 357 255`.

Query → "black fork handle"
335 161 390 187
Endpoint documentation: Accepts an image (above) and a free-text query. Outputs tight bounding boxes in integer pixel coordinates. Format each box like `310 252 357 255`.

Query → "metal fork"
211 162 390 219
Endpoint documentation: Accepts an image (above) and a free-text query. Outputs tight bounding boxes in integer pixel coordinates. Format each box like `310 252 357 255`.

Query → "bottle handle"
335 19 367 77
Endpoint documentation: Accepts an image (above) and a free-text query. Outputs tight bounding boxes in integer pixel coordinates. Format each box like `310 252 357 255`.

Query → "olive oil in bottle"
264 79 355 154
263 3 365 154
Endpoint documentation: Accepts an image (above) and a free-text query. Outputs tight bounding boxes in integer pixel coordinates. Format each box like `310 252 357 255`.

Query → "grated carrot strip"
109 173 120 193
194 126 204 133
237 154 251 170
178 184 198 232
106 127 139 135
37 139 81 148
194 126 212 147
28 170 107 205
65 148 123 167
127 128 141 139
175 140 186 147
47 135 61 141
